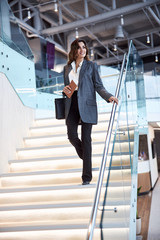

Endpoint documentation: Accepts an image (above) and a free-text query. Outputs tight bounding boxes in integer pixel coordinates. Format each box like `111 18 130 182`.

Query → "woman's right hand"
63 85 71 95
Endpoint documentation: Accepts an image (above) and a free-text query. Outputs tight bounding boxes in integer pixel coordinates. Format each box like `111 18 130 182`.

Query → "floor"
137 174 160 240
147 175 160 240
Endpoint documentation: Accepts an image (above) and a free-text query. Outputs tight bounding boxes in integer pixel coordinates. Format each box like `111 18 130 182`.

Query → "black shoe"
82 181 90 185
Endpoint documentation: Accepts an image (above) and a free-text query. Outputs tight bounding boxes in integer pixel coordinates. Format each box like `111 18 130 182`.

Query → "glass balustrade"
87 41 147 240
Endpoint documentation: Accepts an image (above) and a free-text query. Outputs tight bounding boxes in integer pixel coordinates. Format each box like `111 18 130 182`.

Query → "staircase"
0 113 133 240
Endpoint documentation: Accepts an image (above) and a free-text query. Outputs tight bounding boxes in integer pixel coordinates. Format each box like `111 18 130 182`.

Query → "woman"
63 39 118 185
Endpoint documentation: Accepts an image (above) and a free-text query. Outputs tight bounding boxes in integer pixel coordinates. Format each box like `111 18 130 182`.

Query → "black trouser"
66 91 93 182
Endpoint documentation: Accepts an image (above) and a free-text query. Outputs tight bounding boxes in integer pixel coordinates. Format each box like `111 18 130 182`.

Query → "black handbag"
55 97 65 119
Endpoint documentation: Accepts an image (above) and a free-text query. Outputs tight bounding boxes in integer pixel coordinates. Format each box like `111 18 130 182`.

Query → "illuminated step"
0 205 130 228
9 156 100 173
29 121 116 137
16 141 134 160
34 113 114 127
9 154 131 173
34 118 66 127
24 131 107 148
0 168 131 188
0 206 95 226
0 170 102 188
24 129 134 148
0 185 131 206
16 143 104 160
0 170 92 188
0 227 129 240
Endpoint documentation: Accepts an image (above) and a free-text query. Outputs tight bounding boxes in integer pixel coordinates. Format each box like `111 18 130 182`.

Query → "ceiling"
8 0 160 66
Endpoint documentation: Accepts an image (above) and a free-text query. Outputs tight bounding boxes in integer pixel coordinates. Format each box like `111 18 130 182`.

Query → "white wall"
0 72 35 175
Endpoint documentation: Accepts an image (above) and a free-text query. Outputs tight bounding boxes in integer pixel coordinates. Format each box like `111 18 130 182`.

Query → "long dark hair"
67 39 90 65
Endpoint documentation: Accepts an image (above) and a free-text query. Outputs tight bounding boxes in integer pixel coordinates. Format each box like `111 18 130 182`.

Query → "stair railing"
86 53 127 240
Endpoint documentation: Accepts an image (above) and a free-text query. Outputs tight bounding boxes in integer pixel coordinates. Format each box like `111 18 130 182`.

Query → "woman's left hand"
108 96 119 105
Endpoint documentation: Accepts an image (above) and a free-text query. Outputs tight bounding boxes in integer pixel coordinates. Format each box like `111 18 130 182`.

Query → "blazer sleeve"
92 62 113 101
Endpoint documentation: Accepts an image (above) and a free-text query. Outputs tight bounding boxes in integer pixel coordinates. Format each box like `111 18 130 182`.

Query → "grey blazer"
64 60 112 124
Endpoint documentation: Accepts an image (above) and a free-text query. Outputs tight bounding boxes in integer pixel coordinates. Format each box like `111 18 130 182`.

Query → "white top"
68 61 83 89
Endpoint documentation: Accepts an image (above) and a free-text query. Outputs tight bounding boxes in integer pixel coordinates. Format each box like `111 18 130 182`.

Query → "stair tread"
17 141 107 151
31 119 110 129
0 200 131 211
8 152 132 163
0 181 131 193
1 165 131 177
0 223 129 232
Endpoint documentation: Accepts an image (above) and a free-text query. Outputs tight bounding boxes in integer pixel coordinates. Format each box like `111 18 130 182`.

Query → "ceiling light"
54 2 58 12
90 49 94 57
27 9 31 19
114 25 124 40
113 43 117 51
75 28 79 39
155 54 158 62
121 15 124 25
147 35 150 44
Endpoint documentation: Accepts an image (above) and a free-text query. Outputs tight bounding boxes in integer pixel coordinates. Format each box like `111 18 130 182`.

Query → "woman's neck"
75 58 83 69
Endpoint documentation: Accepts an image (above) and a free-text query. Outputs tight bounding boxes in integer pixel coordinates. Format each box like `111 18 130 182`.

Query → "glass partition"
0 0 33 59
90 41 147 240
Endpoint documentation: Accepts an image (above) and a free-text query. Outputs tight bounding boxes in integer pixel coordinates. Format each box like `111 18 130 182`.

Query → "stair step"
24 131 107 147
34 113 112 127
0 168 131 188
23 131 134 148
0 200 131 211
0 227 129 240
9 155 131 173
29 121 116 137
16 142 133 160
0 205 130 226
0 185 131 205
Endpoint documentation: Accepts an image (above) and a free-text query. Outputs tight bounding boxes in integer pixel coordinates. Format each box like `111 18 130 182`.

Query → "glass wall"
0 0 33 59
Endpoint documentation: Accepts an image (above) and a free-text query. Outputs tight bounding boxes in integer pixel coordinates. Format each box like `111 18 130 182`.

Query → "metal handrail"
86 53 127 240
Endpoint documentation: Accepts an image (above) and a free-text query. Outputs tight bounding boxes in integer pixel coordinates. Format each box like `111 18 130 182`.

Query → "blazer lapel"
79 60 88 85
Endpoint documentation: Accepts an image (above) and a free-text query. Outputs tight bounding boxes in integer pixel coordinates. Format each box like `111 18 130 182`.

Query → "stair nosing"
0 223 130 232
1 166 131 178
30 119 110 130
0 181 131 193
0 200 131 211
9 152 132 163
16 141 107 151
17 140 134 152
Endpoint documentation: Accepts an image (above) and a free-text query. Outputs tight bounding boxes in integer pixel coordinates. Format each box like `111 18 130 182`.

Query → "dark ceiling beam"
40 0 160 35
40 13 58 26
148 6 160 25
132 39 150 49
9 0 18 7
39 0 81 13
89 0 111 11
96 46 160 65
